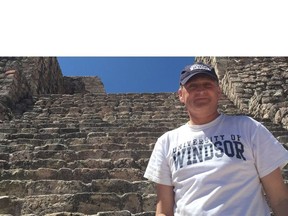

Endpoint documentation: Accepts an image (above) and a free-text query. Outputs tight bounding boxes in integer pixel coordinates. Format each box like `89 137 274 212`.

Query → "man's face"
178 74 221 116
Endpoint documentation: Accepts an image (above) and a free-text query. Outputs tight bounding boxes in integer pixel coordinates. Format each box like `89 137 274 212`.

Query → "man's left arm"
261 167 288 216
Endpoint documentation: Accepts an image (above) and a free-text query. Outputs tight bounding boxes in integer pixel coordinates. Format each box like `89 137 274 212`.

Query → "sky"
57 57 195 93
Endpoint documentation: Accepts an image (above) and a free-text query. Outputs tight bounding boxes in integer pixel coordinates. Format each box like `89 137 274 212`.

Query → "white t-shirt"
144 114 288 216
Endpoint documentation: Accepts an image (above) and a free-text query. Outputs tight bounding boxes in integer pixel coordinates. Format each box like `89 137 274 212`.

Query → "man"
144 62 288 215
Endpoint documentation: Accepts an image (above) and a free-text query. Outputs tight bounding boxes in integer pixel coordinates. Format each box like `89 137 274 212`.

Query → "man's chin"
193 100 210 107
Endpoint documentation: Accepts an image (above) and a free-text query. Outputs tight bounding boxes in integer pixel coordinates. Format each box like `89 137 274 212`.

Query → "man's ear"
178 87 185 103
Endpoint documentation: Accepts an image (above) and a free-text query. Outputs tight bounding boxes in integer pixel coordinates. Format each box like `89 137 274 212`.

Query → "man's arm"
155 183 174 216
261 167 288 216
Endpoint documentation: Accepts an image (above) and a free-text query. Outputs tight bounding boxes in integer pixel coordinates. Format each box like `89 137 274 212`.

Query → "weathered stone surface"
0 196 22 215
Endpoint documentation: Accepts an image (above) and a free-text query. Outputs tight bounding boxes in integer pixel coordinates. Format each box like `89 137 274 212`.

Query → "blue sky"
57 57 195 93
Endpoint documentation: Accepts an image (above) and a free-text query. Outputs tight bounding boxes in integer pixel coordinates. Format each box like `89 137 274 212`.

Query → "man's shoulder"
222 114 262 128
223 113 256 122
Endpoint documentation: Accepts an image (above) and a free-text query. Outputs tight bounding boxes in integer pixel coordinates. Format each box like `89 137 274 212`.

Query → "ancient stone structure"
0 57 105 121
0 57 287 215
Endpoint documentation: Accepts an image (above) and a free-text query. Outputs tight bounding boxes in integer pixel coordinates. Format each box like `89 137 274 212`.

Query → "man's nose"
196 84 207 93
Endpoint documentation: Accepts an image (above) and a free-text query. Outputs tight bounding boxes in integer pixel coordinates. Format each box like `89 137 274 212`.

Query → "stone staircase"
0 92 287 215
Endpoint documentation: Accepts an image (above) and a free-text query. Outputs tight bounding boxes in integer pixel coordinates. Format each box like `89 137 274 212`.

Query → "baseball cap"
180 62 218 85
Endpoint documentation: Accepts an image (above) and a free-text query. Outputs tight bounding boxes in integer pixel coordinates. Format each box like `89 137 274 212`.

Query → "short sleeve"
252 121 288 178
144 135 173 186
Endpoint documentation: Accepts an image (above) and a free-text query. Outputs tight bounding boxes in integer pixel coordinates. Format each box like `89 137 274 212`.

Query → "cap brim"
180 71 218 85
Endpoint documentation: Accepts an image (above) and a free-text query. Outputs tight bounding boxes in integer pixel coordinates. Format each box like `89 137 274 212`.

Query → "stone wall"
0 57 63 121
196 57 288 129
64 76 106 94
0 57 105 121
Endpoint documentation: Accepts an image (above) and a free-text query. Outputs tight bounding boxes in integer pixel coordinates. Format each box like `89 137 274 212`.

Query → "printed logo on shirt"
172 134 246 170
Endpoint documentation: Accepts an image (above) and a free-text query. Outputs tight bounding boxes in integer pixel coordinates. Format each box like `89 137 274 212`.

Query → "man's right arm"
155 183 174 216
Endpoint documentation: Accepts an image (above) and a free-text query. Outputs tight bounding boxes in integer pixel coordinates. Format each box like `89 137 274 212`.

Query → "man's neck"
188 112 220 125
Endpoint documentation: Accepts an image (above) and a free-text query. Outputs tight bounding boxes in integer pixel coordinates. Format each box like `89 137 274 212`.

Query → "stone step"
21 105 186 118
0 179 154 198
0 139 156 156
6 156 149 171
0 168 145 182
1 129 162 141
1 118 187 132
0 192 156 215
7 148 151 161
45 210 155 216
68 142 151 152
13 94 186 121
2 123 175 134
16 114 188 126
